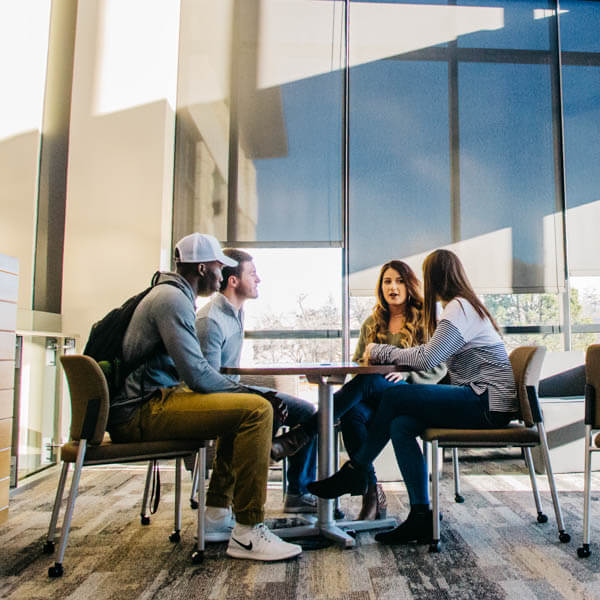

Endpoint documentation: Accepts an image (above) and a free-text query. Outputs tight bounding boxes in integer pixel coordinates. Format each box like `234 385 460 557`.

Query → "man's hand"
261 390 289 424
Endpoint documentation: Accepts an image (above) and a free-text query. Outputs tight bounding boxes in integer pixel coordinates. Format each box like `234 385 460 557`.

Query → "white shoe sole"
225 545 302 561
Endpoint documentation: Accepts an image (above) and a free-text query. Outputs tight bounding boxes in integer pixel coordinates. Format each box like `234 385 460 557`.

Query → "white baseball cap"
174 233 238 267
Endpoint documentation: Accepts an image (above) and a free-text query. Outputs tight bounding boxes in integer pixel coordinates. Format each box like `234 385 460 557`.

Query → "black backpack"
83 272 179 398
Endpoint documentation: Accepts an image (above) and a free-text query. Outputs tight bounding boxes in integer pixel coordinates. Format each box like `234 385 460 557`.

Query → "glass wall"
174 0 600 356
560 0 600 350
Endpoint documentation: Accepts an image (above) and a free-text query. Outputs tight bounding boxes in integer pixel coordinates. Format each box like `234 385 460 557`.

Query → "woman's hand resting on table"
384 371 406 383
362 343 377 364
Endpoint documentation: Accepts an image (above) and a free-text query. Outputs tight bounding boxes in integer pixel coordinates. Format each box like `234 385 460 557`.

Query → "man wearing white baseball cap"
107 233 302 562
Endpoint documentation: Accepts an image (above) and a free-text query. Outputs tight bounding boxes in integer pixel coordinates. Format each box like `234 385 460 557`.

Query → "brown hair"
219 248 254 292
422 249 500 338
366 260 425 348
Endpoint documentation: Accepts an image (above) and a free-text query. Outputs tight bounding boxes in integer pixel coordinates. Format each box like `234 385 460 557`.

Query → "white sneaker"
226 523 302 561
205 506 236 542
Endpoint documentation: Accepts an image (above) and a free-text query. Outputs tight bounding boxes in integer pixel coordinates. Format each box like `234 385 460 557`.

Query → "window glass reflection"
232 0 344 242
459 62 557 290
349 59 450 276
457 0 551 50
560 0 600 52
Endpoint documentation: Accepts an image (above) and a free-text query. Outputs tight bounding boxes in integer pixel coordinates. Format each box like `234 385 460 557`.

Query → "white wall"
62 0 181 345
0 2 52 314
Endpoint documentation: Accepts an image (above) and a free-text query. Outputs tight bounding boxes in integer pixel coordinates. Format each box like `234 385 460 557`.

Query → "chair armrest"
526 385 542 423
585 383 596 426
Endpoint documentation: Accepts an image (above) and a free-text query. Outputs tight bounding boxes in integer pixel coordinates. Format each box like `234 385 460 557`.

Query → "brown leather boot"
357 483 387 520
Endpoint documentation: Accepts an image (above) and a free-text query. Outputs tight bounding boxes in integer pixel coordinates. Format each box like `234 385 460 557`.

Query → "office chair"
43 355 207 577
423 346 570 552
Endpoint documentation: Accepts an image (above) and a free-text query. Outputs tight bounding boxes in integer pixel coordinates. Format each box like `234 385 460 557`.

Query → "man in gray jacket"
196 249 318 515
107 233 301 562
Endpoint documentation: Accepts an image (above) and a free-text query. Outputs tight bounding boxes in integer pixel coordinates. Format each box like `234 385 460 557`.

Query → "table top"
221 362 399 377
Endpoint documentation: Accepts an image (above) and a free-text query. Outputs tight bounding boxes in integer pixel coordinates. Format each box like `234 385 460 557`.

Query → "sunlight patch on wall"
0 1 51 140
93 0 180 116
256 1 504 90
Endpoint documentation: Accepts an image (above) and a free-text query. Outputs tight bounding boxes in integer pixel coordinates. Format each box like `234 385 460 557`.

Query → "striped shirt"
370 298 518 413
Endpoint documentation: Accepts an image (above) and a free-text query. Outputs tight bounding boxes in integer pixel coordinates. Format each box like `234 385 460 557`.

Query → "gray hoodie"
109 271 249 425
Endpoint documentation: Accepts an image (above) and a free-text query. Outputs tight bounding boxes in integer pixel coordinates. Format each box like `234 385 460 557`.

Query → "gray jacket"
109 272 248 425
195 293 244 383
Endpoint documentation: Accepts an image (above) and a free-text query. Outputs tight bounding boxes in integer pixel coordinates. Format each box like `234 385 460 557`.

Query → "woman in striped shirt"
308 249 518 545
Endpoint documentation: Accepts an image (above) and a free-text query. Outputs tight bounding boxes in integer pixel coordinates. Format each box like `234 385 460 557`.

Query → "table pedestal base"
273 516 397 547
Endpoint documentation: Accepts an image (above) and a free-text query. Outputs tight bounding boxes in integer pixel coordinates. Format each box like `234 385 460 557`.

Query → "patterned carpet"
1 450 599 600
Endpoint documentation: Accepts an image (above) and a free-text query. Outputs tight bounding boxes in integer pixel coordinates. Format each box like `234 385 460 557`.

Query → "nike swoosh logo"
231 536 253 551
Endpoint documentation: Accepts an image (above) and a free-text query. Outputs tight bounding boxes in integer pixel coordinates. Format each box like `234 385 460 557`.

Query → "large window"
175 0 600 357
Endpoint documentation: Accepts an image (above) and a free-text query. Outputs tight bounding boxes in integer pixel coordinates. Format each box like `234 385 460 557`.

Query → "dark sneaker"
270 425 311 461
283 493 318 514
307 461 368 499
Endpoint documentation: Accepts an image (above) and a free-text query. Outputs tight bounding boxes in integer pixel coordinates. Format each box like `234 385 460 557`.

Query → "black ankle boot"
307 461 368 499
374 507 433 545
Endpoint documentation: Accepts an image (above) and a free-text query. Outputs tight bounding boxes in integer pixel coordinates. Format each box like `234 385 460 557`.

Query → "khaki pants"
110 385 273 525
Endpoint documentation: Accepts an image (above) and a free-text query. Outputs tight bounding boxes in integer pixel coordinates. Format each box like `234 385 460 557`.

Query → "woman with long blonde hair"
336 260 444 520
308 250 518 544
271 260 444 520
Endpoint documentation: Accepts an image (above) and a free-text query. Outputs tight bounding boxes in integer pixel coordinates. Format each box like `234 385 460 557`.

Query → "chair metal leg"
190 453 200 509
170 458 182 543
48 441 87 578
44 462 70 554
192 447 206 564
452 448 464 503
333 426 344 519
140 461 154 525
523 447 547 523
537 423 570 543
578 425 593 558
282 455 288 499
429 440 441 552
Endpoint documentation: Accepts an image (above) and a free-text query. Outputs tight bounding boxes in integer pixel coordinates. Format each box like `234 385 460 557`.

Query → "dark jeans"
251 386 317 496
335 374 405 484
353 384 510 506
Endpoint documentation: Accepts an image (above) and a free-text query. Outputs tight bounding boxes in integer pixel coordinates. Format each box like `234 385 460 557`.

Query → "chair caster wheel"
191 549 204 564
190 499 199 510
454 494 464 503
42 541 55 554
141 515 150 525
559 531 571 544
334 508 345 520
169 531 181 543
428 541 441 553
577 544 591 558
537 512 548 524
48 563 64 578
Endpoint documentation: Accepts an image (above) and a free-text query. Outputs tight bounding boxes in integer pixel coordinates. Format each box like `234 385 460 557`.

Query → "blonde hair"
365 260 425 349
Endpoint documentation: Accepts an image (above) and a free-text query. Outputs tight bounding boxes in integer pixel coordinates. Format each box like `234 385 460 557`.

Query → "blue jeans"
353 384 508 506
251 386 317 496
335 374 405 484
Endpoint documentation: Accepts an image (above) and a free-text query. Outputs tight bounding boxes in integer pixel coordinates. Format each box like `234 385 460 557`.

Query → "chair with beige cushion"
423 345 570 552
43 355 207 577
577 343 600 558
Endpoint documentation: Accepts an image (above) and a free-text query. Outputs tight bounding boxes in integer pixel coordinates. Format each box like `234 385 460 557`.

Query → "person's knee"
340 407 368 427
389 415 421 440
252 395 273 420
